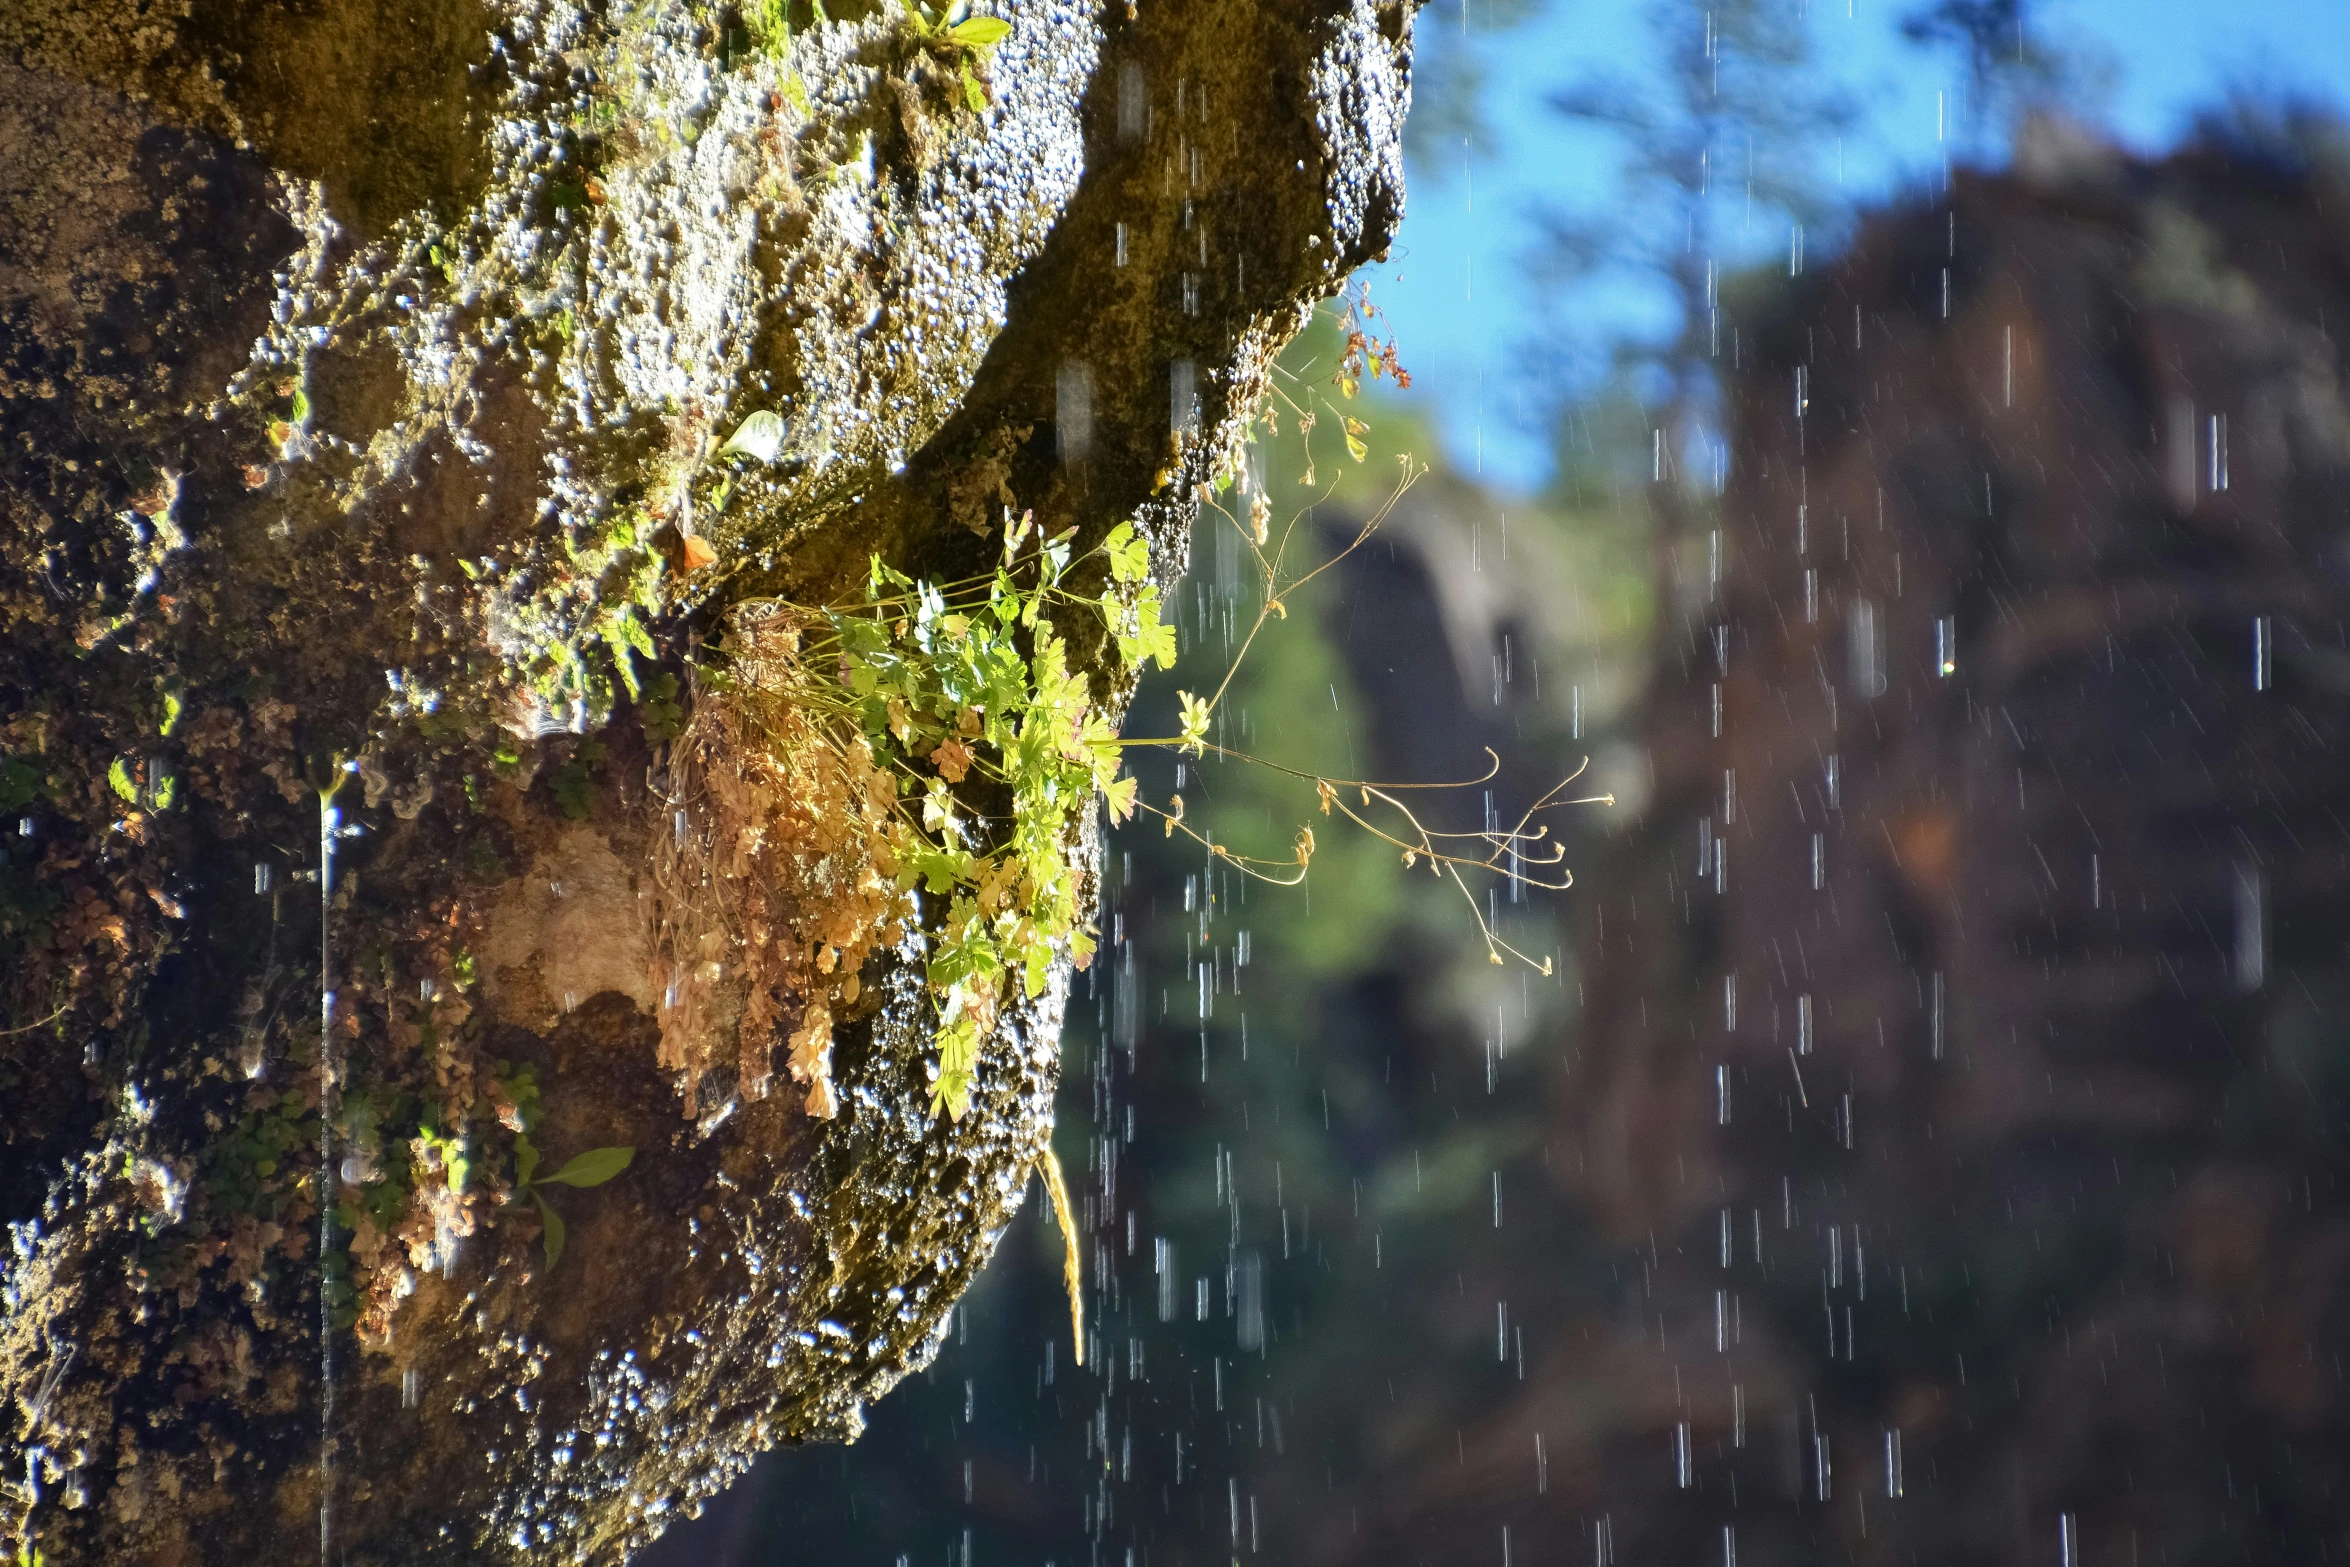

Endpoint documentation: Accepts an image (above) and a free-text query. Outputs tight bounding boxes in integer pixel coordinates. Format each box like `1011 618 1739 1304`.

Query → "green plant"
0 753 38 815
651 299 1584 1126
202 1090 315 1219
551 737 606 820
673 463 1586 1128
900 2 1012 113
640 671 686 742
511 1137 635 1269
742 0 819 111
414 1119 471 1196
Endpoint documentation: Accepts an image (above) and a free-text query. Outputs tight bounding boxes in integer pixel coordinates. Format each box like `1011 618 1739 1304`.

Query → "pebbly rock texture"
0 0 1420 1560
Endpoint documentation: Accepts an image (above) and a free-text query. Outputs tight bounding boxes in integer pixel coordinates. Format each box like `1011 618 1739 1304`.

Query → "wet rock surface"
0 1 1419 1560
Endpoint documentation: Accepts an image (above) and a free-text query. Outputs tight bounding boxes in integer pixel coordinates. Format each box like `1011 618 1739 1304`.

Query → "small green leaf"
289 387 311 424
534 1190 566 1270
151 772 177 811
1135 588 1178 670
962 65 985 113
108 757 138 805
513 1132 540 1188
719 409 788 463
540 1145 634 1188
1103 520 1148 583
946 15 1011 47
159 690 184 736
0 755 41 813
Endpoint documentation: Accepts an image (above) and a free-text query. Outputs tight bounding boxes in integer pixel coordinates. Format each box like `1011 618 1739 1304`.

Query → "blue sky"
1364 0 2350 493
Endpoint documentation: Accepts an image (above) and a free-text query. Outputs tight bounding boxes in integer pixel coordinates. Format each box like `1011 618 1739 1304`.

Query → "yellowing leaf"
1176 691 1210 755
922 780 955 833
1038 1142 1084 1366
1103 774 1138 824
929 736 974 782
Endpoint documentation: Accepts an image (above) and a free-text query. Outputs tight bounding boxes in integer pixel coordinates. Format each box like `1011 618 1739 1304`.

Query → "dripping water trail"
318 772 345 1564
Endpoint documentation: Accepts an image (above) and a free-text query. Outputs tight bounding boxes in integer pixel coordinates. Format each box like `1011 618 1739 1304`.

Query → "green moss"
185 0 498 238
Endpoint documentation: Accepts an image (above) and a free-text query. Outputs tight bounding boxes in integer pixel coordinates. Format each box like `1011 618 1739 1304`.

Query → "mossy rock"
0 0 1421 1559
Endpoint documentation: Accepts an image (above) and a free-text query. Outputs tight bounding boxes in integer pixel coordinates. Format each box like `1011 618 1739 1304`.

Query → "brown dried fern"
651 602 911 1119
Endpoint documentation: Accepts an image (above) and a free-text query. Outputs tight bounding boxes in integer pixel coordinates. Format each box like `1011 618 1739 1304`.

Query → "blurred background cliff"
651 4 2350 1563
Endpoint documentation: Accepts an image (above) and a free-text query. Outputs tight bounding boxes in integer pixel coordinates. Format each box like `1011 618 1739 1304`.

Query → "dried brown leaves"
652 603 912 1119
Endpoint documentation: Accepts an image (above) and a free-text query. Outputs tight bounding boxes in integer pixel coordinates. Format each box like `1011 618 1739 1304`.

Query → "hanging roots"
652 602 912 1119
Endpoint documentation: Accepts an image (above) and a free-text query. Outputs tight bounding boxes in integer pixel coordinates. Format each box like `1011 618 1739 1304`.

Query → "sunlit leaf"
1104 520 1149 584
1135 587 1177 669
1176 691 1211 755
719 409 788 463
540 1145 634 1188
947 15 1011 48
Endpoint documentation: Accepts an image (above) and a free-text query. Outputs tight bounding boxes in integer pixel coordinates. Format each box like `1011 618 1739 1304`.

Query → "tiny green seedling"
513 1137 634 1270
901 2 1012 113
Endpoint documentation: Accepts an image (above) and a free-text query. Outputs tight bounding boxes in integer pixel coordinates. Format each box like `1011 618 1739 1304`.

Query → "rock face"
0 1 1419 1560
